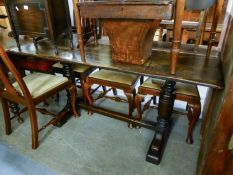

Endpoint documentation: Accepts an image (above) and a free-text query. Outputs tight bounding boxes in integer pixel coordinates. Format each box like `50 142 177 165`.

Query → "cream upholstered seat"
88 69 138 86
84 69 139 121
13 73 68 98
135 77 201 144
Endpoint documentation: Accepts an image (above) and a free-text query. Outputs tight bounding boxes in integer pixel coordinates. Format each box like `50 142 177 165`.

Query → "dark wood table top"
0 31 224 89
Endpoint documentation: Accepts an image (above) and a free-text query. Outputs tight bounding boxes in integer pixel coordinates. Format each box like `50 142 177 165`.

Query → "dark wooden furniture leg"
33 37 44 53
58 63 79 126
124 90 135 128
146 80 176 164
186 102 201 144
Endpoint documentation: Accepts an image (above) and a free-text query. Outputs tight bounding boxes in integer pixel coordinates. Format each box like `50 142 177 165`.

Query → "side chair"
0 47 79 149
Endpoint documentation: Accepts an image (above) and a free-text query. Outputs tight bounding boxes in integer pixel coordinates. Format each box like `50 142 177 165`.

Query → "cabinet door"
6 0 48 37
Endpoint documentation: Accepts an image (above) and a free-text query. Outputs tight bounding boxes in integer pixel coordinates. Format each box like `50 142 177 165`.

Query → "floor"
0 90 201 175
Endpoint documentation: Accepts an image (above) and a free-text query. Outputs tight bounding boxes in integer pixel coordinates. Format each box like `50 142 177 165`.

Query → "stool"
52 62 95 102
84 69 139 119
135 78 201 144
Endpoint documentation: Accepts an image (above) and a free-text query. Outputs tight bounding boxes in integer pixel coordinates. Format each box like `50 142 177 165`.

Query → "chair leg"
28 105 39 149
112 88 117 96
102 86 106 92
68 84 80 117
153 96 157 105
80 78 88 104
0 98 12 135
84 82 94 115
124 90 135 128
140 76 144 85
186 102 201 144
135 94 143 121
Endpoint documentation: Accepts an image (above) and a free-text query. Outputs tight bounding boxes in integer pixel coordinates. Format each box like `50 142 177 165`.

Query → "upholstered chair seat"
84 69 139 123
87 70 138 88
13 73 69 98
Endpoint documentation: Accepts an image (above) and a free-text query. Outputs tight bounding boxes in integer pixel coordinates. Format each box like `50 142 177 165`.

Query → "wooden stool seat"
84 69 139 120
136 78 201 144
88 70 138 88
52 62 92 74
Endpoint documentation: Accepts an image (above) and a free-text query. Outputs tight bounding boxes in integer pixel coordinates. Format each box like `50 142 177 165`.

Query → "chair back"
0 46 32 100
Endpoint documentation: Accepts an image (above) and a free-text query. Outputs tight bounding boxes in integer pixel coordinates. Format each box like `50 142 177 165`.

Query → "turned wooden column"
146 80 176 164
57 62 79 126
170 0 185 74
63 62 76 106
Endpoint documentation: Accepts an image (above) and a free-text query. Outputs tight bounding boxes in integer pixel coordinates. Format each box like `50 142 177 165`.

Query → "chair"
159 10 209 46
171 0 224 74
135 78 201 144
52 62 96 102
84 69 139 121
0 47 79 149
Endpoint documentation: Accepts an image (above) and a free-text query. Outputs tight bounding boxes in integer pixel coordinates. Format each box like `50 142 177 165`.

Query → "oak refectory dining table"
0 30 224 164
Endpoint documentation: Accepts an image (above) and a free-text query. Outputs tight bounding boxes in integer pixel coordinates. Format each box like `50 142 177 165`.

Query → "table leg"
146 80 176 164
57 63 79 126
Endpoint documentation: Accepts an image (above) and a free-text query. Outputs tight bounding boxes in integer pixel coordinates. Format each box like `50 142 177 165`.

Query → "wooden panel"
5 0 47 37
46 0 68 39
78 1 174 20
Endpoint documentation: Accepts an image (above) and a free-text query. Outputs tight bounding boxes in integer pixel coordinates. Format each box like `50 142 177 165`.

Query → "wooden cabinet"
5 0 73 54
